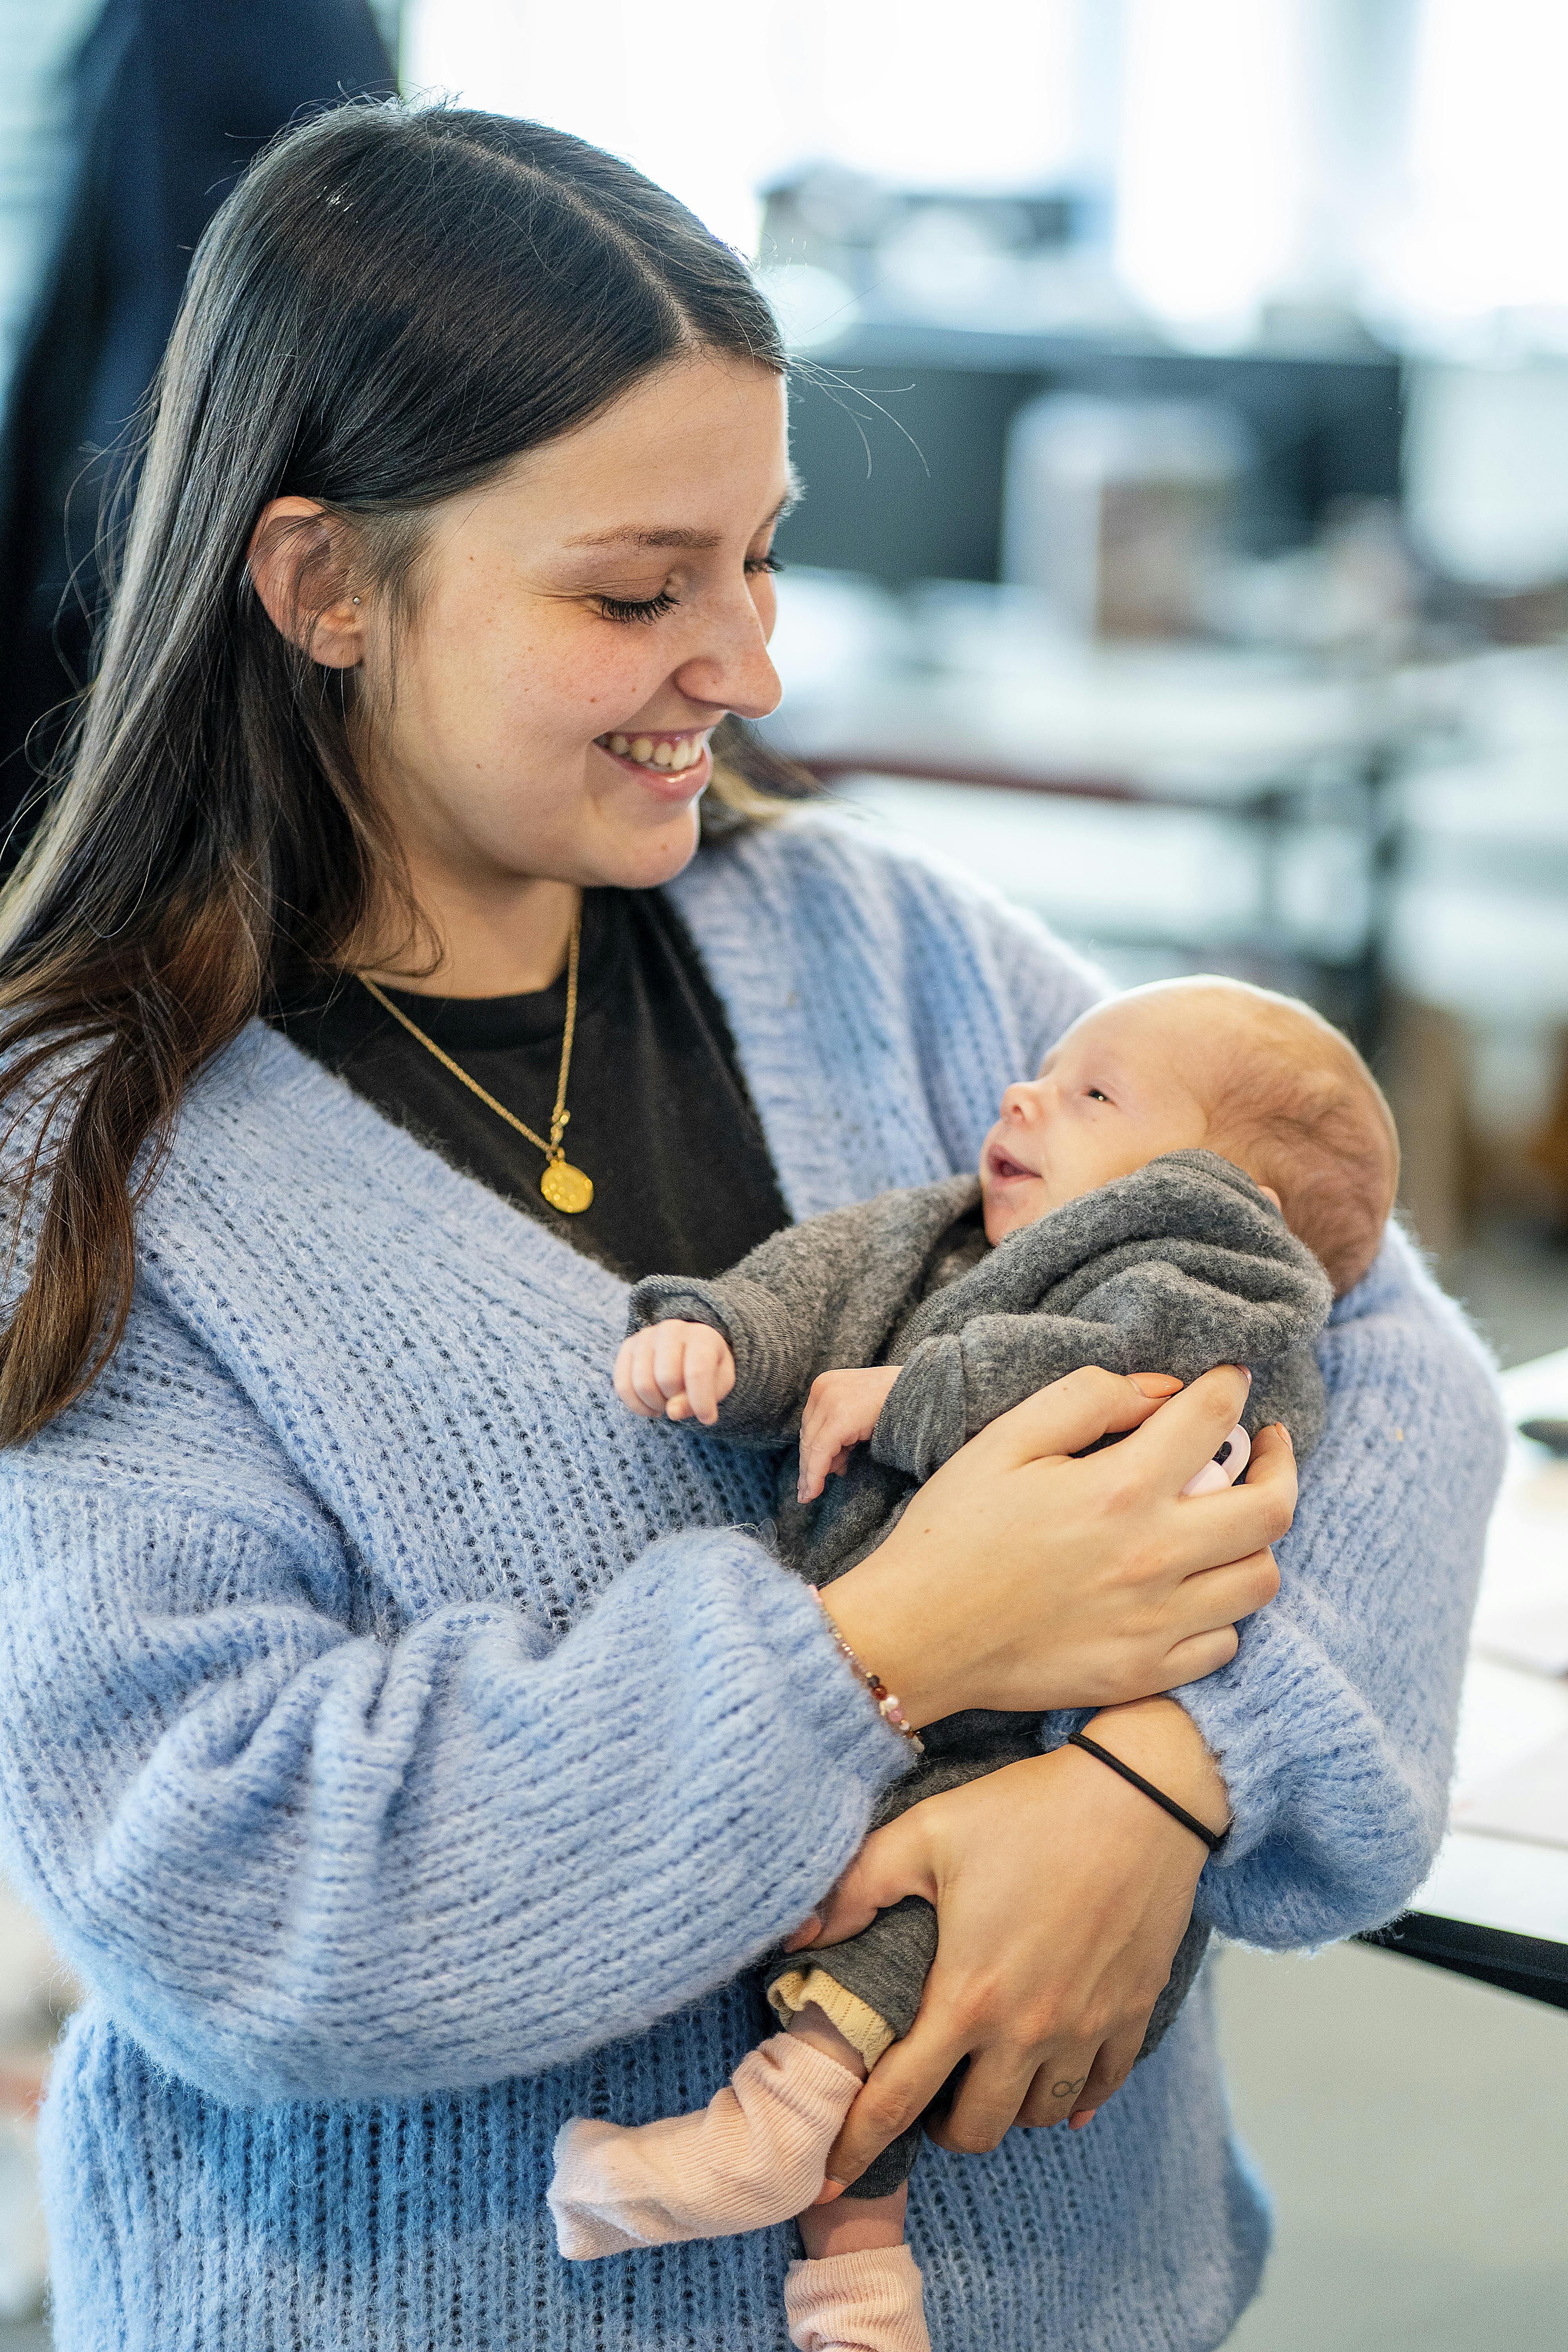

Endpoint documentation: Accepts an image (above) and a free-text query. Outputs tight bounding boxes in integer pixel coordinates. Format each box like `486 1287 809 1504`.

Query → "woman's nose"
673 601 782 723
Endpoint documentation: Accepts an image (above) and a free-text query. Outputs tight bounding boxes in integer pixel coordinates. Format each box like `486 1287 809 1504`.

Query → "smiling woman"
0 96 1504 2352
246 355 797 998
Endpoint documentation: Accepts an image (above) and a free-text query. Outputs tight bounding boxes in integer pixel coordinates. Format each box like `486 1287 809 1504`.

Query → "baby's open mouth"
988 1146 1038 1183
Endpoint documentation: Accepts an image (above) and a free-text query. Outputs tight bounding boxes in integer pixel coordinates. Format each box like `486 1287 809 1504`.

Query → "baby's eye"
1085 1088 1111 1103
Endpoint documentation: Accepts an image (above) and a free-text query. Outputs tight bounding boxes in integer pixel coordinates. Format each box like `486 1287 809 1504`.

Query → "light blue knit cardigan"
0 817 1503 2352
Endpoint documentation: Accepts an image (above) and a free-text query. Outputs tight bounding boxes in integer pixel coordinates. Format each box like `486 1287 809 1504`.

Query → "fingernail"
783 1914 821 1952
1276 1421 1293 1450
1130 1373 1182 1396
812 2179 847 2205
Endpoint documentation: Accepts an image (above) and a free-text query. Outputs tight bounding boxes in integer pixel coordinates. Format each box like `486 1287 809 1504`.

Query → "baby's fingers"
614 1336 665 1417
682 1334 735 1428
797 1423 835 1502
650 1323 693 1410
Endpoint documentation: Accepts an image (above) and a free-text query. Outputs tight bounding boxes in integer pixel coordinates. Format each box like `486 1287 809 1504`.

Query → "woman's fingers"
1123 1365 1255 1487
1153 1436 1298 1579
1073 2022 1143 2117
1156 1622 1242 1685
1242 1417 1294 1483
800 1815 934 1952
819 2021 964 2190
1169 1545 1282 1636
980 1365 1183 1468
927 2038 1097 2152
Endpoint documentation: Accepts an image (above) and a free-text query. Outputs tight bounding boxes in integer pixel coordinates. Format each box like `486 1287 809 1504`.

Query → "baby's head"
980 976 1399 1295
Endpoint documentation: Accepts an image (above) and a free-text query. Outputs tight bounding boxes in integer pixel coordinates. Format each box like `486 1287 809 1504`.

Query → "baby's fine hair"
1196 982 1400 1296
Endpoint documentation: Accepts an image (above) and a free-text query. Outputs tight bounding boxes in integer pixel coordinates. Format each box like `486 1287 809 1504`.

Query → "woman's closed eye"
597 587 678 624
594 552 782 627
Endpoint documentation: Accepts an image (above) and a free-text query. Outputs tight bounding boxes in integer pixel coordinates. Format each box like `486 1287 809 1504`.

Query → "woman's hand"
791 1699 1228 2192
825 1365 1293 1726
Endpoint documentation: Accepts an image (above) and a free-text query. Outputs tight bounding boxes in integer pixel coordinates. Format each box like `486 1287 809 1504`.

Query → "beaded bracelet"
810 1588 925 1754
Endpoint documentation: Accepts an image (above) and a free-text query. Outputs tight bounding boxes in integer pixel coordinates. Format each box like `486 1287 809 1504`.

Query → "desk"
1361 1348 1568 2006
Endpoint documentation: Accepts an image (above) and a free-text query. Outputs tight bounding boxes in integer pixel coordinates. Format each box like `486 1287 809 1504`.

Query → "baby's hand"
614 1319 736 1426
797 1366 902 1504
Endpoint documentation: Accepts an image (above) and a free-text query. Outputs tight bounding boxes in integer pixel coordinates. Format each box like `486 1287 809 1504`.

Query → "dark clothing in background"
0 0 394 858
272 887 793 1285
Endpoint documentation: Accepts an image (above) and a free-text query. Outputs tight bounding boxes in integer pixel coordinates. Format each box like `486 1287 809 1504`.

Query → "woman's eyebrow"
563 479 802 552
563 524 722 550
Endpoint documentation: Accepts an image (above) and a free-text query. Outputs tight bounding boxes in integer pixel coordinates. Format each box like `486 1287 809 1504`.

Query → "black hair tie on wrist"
1067 1731 1229 1855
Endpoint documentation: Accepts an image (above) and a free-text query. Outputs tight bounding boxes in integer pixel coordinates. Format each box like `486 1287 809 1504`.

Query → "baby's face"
980 995 1215 1244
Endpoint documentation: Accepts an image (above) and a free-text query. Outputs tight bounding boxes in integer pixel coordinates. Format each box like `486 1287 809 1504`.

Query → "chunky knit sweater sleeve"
0 1288 909 2111
1174 1223 1506 1944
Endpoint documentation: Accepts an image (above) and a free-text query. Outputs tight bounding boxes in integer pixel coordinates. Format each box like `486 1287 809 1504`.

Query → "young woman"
0 103 1501 2352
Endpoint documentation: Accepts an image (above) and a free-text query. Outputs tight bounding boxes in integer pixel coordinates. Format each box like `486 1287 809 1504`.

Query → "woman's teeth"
604 732 705 771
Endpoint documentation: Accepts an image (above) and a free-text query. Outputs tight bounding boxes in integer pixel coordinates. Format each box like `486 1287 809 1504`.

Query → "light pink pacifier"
1181 1424 1251 1497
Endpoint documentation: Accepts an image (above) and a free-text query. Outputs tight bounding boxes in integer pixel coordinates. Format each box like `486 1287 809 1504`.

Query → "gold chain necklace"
356 907 595 1214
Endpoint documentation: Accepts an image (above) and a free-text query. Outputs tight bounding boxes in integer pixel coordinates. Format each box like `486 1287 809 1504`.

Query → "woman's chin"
589 794 704 891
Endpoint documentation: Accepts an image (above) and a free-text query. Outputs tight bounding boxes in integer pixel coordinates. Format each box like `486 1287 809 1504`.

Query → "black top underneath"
271 888 790 1283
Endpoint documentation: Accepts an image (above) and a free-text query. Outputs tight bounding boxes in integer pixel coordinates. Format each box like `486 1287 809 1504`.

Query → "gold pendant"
541 1158 594 1215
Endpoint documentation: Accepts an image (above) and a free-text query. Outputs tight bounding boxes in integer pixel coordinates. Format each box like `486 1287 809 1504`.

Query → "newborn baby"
548 976 1399 2352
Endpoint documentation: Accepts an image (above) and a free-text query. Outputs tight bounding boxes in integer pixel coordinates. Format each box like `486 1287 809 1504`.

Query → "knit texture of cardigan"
0 817 1504 2352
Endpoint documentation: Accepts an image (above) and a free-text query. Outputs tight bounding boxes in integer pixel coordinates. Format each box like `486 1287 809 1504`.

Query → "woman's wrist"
815 1552 961 1732
1076 1698 1231 1842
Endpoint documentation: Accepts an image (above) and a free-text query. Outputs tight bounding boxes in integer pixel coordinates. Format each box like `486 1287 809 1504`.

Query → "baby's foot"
547 2033 861 2259
785 2244 930 2352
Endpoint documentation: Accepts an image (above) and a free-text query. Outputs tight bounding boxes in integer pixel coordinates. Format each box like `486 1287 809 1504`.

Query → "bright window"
401 0 1082 255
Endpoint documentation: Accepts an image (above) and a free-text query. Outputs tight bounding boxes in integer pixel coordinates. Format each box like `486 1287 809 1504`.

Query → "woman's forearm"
1074 1698 1230 1843
0 1476 906 2109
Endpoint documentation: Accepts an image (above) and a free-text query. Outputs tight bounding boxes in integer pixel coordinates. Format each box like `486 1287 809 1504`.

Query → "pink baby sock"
784 2245 931 2352
547 2033 861 2258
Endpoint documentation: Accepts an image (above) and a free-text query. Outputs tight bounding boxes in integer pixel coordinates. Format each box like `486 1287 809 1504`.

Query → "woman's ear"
1259 1183 1283 1212
246 496 365 670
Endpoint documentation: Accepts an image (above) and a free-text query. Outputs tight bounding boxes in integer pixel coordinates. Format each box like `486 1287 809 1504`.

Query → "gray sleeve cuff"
625 1274 817 1440
869 1336 969 1482
625 1276 735 1346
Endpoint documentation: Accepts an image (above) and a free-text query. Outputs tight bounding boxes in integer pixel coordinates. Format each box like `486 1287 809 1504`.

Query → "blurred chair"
0 0 394 866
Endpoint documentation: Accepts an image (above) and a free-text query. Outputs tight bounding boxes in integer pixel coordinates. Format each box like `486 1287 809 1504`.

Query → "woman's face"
356 352 791 895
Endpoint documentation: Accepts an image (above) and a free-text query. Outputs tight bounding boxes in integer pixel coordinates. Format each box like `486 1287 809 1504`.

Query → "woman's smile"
593 725 715 799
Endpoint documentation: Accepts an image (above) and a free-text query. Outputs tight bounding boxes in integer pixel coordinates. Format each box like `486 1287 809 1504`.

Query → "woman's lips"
593 732 713 801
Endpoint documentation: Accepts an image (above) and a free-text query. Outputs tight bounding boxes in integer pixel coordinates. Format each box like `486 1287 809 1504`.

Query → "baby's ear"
1258 1183 1283 1213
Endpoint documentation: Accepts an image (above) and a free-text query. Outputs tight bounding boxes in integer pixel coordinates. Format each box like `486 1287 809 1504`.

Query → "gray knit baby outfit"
628 1148 1333 2197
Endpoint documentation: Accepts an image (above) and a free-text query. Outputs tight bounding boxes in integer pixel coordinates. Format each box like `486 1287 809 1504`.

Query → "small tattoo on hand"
1051 2076 1088 2099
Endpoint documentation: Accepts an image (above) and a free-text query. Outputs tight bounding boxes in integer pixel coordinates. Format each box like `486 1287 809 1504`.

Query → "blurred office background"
2 4 1567 2347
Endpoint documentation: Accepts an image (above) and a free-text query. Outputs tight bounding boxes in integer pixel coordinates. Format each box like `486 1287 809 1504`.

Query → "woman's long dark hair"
0 101 793 1446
